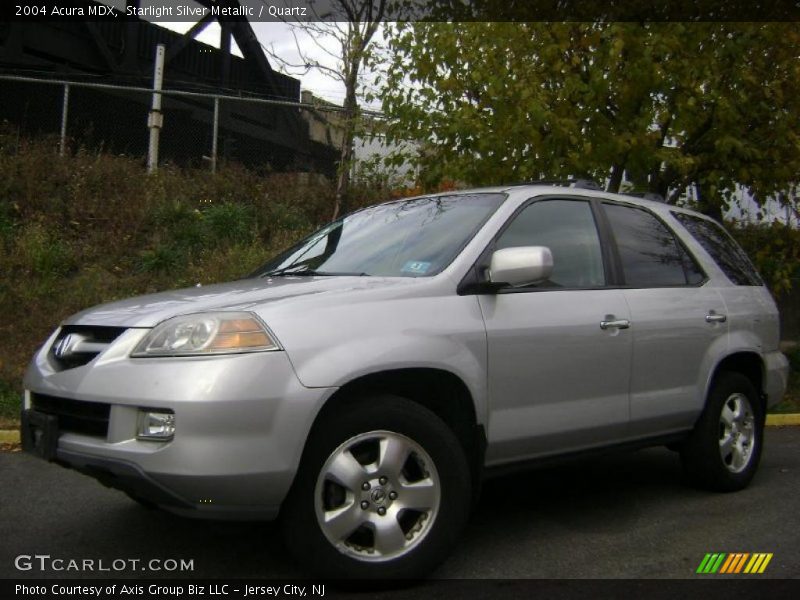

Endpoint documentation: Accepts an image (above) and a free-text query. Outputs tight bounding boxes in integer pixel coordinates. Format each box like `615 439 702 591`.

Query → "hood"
64 276 415 328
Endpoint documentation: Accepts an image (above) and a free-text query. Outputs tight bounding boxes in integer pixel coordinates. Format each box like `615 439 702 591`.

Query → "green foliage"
730 223 800 295
0 202 16 246
265 200 311 233
352 153 412 193
150 202 206 250
185 244 275 284
0 132 343 402
0 379 20 421
203 203 256 245
380 23 800 219
786 346 800 373
13 223 75 277
137 245 186 274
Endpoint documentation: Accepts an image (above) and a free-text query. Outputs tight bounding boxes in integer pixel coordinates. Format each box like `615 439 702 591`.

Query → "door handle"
705 313 727 324
600 319 630 330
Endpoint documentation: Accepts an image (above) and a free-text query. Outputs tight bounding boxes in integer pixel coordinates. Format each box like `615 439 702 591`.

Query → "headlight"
131 312 280 357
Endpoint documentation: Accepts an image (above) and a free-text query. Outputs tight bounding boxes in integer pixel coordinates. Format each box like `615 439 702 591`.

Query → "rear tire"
680 372 764 492
280 395 471 579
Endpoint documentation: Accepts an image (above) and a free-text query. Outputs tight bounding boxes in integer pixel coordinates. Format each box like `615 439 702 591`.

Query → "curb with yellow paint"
1 414 799 446
0 430 19 444
766 413 800 426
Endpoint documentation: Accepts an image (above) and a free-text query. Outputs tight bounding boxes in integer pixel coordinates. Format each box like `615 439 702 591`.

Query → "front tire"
280 395 471 579
680 372 764 492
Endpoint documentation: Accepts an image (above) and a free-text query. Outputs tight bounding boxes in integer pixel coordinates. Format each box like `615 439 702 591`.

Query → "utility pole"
59 84 69 157
211 97 219 173
147 44 165 173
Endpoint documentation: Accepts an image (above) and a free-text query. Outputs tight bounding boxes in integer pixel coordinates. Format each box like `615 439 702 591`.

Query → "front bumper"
23 328 335 520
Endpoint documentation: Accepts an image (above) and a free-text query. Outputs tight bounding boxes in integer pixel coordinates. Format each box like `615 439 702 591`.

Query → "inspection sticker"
401 261 432 275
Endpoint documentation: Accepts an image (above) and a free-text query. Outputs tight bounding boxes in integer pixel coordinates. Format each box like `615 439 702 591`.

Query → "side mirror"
489 246 553 287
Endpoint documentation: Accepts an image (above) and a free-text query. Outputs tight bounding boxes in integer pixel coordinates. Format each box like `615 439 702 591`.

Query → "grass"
0 129 420 428
0 380 20 428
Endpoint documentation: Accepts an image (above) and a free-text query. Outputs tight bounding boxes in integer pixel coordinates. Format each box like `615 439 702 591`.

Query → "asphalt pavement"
1 428 798 580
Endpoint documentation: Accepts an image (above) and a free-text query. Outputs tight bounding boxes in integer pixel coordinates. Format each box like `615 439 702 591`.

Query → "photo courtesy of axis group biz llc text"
15 584 326 597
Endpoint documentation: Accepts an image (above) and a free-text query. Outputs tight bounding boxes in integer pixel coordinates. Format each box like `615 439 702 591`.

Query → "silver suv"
22 183 789 579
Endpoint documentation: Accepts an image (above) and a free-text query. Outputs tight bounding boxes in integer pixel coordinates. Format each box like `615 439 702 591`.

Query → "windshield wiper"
260 266 369 277
289 270 369 277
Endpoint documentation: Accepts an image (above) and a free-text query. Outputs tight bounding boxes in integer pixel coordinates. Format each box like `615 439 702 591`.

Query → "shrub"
137 245 186 274
203 202 256 245
14 223 75 277
0 379 20 421
0 132 404 414
0 201 16 246
731 222 800 296
786 345 800 373
151 201 206 251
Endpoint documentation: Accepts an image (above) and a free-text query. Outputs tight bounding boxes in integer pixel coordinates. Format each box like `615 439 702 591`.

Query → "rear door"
479 197 633 465
600 202 727 437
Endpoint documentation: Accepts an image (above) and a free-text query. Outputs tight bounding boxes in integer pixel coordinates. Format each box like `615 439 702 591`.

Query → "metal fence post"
59 83 69 157
0 72 385 177
211 96 219 173
147 44 165 174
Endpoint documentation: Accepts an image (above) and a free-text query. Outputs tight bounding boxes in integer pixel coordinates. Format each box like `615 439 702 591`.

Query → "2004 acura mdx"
22 181 789 579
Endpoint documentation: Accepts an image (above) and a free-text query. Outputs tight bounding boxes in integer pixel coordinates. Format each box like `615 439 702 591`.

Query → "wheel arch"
707 351 766 411
303 367 485 489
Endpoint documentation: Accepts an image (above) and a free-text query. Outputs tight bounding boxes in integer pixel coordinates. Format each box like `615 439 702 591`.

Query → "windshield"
251 193 505 278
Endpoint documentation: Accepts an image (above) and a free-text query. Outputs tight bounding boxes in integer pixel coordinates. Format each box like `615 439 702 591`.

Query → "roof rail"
504 179 603 191
622 191 666 203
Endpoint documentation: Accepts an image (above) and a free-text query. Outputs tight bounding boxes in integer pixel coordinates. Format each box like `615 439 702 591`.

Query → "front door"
479 198 633 465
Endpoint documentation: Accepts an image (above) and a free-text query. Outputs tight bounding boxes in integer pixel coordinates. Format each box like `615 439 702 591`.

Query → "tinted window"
496 199 605 288
673 213 762 286
252 194 504 278
604 203 703 287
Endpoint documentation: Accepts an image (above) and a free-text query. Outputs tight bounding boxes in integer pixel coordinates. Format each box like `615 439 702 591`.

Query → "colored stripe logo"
696 553 773 574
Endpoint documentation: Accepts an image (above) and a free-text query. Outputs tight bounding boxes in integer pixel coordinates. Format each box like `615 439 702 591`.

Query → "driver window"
496 199 606 288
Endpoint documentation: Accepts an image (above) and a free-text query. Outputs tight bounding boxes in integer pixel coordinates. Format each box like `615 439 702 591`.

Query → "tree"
380 22 800 221
263 0 387 220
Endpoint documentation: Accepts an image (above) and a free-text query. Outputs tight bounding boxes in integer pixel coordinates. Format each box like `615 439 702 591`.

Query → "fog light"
137 411 175 440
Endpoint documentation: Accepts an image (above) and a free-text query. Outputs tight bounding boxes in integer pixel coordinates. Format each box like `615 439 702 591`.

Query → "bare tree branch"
257 0 387 220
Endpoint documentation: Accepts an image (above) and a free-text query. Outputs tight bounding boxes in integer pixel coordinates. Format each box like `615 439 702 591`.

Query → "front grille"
31 393 110 438
49 325 127 371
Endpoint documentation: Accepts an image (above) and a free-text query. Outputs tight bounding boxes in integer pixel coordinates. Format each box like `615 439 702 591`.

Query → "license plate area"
21 409 59 461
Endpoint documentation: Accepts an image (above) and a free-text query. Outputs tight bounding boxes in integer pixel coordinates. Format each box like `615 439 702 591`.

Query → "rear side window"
673 213 762 286
604 203 704 287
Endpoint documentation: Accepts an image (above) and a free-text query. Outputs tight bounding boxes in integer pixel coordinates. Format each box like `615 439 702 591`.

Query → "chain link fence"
0 72 345 176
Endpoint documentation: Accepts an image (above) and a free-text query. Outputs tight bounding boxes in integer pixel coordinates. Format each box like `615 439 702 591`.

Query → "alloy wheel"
313 430 441 562
718 393 756 473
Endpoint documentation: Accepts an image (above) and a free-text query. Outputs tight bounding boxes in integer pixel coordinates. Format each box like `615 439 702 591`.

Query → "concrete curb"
766 413 800 426
0 430 19 444
1 415 800 446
